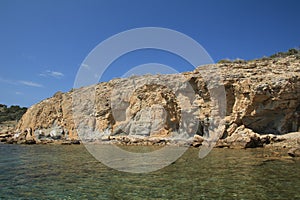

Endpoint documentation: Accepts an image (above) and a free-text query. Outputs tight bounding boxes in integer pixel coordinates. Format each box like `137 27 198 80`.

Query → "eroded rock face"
222 57 300 135
13 54 300 145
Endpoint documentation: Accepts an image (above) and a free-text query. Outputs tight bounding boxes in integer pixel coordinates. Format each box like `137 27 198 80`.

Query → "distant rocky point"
1 49 300 152
0 104 27 143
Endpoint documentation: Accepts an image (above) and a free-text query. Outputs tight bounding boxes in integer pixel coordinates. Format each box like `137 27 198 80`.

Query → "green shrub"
270 48 300 58
217 59 232 64
0 104 27 123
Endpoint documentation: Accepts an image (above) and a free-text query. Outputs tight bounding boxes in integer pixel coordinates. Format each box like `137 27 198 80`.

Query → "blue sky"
0 0 299 107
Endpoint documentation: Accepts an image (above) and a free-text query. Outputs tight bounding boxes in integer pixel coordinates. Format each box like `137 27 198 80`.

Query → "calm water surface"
0 143 300 200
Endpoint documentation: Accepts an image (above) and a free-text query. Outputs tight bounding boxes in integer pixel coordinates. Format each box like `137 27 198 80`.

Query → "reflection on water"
0 143 299 199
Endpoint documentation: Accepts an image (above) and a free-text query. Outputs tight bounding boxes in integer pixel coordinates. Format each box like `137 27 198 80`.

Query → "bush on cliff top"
217 48 300 63
269 48 300 59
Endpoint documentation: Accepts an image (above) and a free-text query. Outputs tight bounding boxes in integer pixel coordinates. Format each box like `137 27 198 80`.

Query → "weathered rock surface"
263 132 300 149
288 147 300 157
7 53 300 147
216 125 263 148
0 121 17 143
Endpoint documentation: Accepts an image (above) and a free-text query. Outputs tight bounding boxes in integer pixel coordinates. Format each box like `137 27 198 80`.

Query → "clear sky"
0 0 299 107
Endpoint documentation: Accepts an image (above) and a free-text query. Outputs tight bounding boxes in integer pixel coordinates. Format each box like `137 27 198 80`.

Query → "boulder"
49 128 64 139
191 134 204 147
217 125 263 148
288 147 300 157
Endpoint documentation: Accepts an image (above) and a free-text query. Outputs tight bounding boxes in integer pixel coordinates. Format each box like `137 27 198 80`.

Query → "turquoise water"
0 143 300 200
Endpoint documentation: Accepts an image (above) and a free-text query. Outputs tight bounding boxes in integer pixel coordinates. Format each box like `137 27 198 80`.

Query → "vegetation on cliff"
0 104 27 123
218 48 300 64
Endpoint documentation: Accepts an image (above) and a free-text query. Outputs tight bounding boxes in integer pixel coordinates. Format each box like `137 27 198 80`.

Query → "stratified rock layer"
13 54 300 147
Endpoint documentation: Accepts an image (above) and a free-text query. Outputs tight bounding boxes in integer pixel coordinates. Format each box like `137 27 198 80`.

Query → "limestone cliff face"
221 57 300 135
15 54 300 144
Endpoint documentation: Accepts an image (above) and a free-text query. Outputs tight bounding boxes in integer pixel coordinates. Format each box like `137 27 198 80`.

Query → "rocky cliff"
8 51 300 148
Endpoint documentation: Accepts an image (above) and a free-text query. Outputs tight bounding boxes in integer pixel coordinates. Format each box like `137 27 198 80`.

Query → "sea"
0 143 300 200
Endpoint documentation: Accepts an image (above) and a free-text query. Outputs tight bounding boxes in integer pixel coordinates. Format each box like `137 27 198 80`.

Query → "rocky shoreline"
1 124 300 156
0 120 299 150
